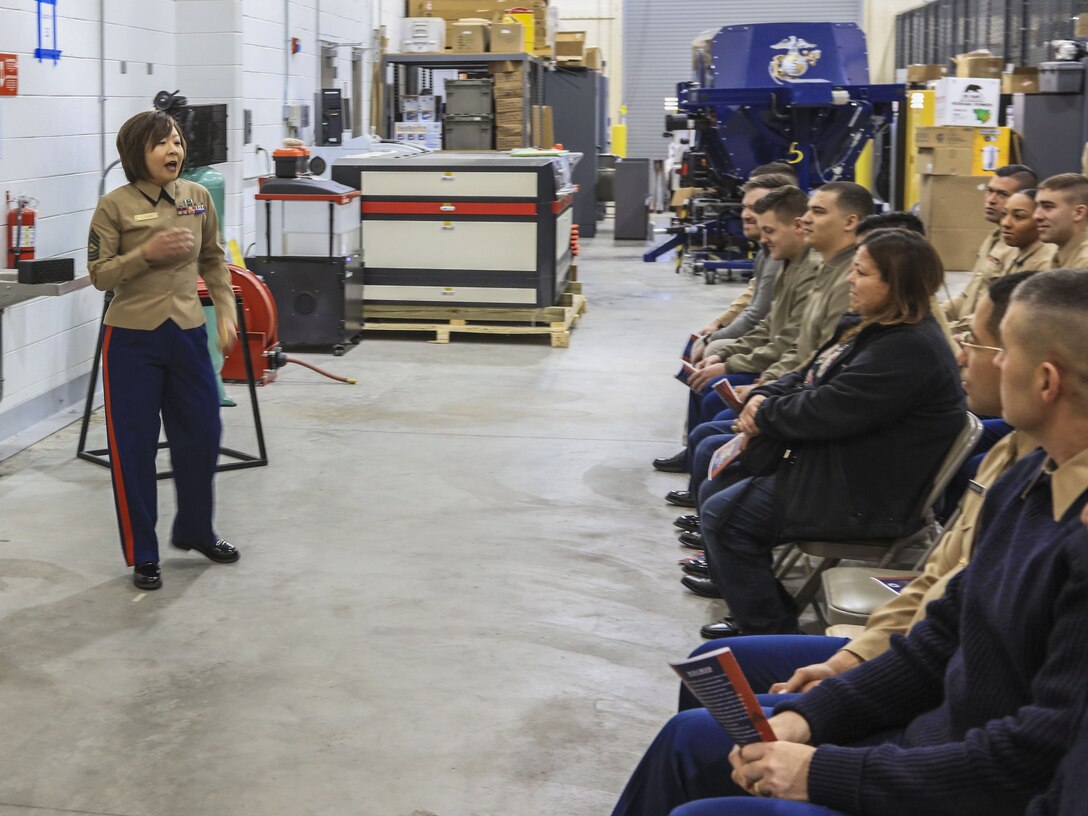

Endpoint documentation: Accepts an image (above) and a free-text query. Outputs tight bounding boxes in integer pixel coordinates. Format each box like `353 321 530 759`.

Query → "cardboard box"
584 46 603 70
408 0 544 20
495 96 524 113
928 226 996 271
934 77 1000 127
907 64 947 84
1077 14 1088 38
555 31 587 64
448 20 488 52
489 21 523 52
531 105 554 148
920 175 994 269
919 174 989 228
917 147 975 176
915 126 1011 175
1002 67 1039 94
394 121 443 149
954 53 1003 79
915 126 976 148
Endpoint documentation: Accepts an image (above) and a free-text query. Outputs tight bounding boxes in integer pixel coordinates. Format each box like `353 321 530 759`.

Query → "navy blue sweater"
777 450 1088 816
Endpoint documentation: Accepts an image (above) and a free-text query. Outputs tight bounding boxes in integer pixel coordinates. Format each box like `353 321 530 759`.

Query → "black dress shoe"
133 562 162 590
678 530 704 548
681 574 721 599
700 616 745 640
673 514 700 533
681 556 709 577
666 490 697 508
173 538 240 563
653 450 688 473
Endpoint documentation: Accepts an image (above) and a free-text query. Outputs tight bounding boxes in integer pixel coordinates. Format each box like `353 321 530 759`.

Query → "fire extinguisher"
6 192 38 268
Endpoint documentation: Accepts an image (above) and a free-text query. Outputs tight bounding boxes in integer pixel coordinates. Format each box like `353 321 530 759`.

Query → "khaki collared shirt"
762 244 856 383
1052 229 1088 270
88 178 235 330
843 430 1039 662
943 229 1017 324
707 247 822 374
1046 446 1088 521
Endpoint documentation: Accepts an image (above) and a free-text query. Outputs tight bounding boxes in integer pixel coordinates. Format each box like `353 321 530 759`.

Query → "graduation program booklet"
670 646 777 745
713 378 744 411
682 333 705 364
871 576 915 595
676 361 697 386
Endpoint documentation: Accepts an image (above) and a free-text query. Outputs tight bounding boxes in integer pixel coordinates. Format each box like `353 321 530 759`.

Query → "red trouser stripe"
101 326 136 566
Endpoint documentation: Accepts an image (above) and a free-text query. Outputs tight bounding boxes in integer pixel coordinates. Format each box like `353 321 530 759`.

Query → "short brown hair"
751 185 809 222
741 173 795 194
857 228 944 326
116 110 185 183
1009 268 1088 403
817 181 875 220
1037 173 1088 208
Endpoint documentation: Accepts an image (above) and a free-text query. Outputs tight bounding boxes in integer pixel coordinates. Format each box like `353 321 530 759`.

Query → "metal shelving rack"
381 52 546 146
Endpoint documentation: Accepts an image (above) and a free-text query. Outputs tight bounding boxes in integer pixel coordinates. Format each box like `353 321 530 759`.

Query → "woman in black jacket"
698 228 965 638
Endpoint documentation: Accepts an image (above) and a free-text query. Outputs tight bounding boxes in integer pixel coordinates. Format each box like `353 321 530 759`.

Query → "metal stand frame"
76 291 268 480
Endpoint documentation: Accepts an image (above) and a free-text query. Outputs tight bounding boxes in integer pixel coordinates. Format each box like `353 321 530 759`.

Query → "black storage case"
245 256 364 355
18 258 75 284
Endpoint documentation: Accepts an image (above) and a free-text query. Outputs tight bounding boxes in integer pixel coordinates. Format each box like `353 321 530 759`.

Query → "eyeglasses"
954 331 1003 354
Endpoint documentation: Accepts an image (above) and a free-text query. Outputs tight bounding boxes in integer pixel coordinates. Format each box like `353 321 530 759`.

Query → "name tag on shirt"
134 212 159 222
967 479 986 495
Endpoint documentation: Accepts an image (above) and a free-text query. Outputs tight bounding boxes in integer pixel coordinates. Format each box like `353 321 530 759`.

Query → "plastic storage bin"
401 18 445 53
443 116 494 150
445 79 494 117
1039 62 1084 94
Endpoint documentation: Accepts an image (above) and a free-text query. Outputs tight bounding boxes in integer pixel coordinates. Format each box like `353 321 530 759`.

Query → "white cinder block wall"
0 0 402 452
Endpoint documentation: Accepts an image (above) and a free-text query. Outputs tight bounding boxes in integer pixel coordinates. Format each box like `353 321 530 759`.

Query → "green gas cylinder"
183 164 233 405
181 165 226 241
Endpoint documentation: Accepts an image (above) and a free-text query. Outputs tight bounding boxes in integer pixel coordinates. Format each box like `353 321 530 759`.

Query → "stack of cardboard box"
490 61 527 149
406 0 551 55
915 123 1011 270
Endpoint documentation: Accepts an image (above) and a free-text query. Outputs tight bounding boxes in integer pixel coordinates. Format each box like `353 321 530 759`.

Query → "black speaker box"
245 256 364 353
18 258 75 284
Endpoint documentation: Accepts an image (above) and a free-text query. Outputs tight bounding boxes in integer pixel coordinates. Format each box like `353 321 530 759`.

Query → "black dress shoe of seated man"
133 562 162 590
666 489 697 508
681 556 709 577
172 538 240 563
653 450 688 473
678 530 704 548
673 514 700 533
680 574 721 599
700 616 744 640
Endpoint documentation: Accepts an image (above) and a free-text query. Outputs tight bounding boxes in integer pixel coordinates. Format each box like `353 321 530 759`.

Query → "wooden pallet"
362 282 587 347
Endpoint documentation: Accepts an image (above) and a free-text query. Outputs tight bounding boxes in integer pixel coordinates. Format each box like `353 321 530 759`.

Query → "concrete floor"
0 224 755 816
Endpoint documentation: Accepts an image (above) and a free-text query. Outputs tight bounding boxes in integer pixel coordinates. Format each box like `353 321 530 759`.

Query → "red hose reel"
199 265 355 386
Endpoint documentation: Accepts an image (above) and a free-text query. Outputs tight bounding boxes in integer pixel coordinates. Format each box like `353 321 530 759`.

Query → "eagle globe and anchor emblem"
768 36 822 84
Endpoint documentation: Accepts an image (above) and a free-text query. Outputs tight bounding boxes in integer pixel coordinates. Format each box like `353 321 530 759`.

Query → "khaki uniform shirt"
1052 229 1088 270
844 430 1039 662
943 229 1016 325
716 278 754 327
761 245 856 383
706 248 822 375
88 178 236 330
945 240 1056 334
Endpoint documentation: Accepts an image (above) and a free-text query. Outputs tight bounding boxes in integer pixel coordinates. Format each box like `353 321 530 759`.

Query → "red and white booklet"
708 433 747 480
671 646 776 745
713 378 744 411
676 361 697 386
